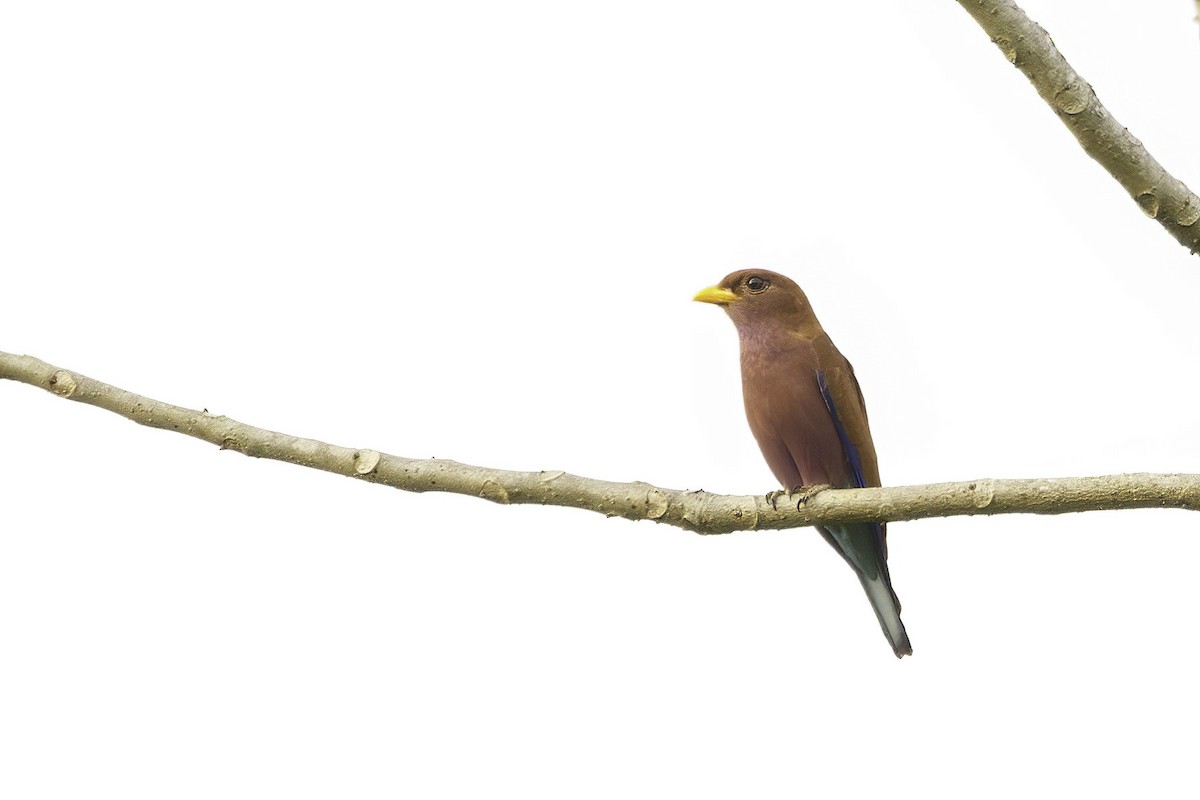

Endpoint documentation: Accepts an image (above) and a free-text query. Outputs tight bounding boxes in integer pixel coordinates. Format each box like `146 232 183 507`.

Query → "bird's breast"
737 334 850 488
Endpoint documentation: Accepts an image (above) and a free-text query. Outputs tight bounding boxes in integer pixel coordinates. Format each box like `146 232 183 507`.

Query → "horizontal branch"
2 350 1198 534
956 0 1200 254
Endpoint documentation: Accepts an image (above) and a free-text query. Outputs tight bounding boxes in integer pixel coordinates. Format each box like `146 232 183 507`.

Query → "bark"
956 0 1200 254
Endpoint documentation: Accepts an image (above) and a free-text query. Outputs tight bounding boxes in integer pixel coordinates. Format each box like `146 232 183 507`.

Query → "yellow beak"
693 285 739 305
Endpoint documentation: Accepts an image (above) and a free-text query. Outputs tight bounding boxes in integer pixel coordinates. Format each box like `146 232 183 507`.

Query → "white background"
3 1 1199 797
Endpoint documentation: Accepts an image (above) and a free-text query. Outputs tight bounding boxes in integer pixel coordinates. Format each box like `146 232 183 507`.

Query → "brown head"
693 269 821 336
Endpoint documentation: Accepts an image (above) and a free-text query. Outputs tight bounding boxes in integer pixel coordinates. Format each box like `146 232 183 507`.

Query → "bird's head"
693 269 817 333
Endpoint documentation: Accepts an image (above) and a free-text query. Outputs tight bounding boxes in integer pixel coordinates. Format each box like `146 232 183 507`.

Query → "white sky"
3 1 1200 797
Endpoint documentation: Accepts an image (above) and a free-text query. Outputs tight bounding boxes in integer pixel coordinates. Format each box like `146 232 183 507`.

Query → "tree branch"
955 0 1200 254
3 351 1198 534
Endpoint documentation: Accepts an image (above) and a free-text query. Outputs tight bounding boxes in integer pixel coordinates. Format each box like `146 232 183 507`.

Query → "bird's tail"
855 568 912 658
822 524 912 658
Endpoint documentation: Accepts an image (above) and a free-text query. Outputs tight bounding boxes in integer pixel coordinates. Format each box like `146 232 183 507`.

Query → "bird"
694 269 911 658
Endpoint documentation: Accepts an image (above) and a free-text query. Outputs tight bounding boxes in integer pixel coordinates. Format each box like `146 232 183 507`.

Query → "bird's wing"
815 349 887 559
814 355 880 489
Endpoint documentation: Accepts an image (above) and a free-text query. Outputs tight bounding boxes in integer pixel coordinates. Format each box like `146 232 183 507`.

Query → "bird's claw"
791 483 832 509
766 484 832 511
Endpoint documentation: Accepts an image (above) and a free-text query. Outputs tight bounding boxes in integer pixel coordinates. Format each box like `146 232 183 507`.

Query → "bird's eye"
746 276 768 293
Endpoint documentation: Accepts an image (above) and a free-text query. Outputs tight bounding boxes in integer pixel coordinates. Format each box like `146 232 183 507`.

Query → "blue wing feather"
816 370 867 490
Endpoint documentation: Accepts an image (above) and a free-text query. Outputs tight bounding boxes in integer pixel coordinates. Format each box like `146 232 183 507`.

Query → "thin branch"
3 351 1198 533
956 0 1200 254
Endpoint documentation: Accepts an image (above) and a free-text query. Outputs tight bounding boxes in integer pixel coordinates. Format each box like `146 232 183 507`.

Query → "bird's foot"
790 483 832 510
766 484 832 510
